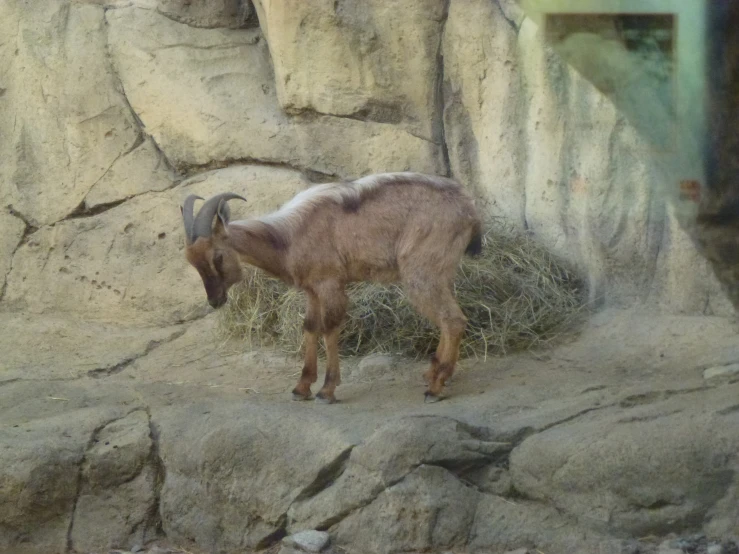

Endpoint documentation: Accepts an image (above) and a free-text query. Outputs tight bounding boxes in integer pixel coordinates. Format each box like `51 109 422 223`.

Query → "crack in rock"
290 416 526 533
101 9 181 181
293 446 356 504
105 3 259 31
65 197 129 221
247 446 357 548
87 327 188 378
528 385 712 436
436 0 452 176
65 408 148 554
0 208 39 301
174 156 340 183
144 408 165 540
493 0 525 33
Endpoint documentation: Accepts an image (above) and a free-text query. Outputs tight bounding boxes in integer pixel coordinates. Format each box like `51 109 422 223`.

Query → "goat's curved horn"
192 192 247 240
181 194 203 245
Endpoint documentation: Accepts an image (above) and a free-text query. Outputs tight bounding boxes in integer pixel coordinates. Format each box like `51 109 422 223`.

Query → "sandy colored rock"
334 465 478 553
0 381 143 554
70 410 158 552
149 0 256 28
83 0 255 28
1 165 308 325
84 137 175 209
253 0 445 140
442 3 730 313
509 385 739 536
468 496 611 553
704 362 739 380
0 212 26 293
443 0 526 223
2 310 739 553
347 353 398 383
106 6 443 178
651 204 734 316
0 313 185 381
0 1 140 226
156 401 355 551
287 416 511 531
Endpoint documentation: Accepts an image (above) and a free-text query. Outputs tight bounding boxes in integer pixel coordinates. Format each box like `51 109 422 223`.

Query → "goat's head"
181 192 246 309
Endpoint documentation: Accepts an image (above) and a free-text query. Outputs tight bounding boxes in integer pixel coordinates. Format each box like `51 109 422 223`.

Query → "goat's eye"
213 252 224 269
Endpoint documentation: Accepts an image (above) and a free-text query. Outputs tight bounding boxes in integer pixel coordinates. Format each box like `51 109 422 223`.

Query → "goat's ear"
213 199 230 238
217 199 231 225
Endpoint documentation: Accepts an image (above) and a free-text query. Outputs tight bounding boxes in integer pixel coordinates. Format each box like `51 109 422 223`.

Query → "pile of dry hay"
218 224 587 360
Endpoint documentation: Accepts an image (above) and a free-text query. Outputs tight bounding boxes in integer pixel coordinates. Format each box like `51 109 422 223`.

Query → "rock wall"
0 0 731 324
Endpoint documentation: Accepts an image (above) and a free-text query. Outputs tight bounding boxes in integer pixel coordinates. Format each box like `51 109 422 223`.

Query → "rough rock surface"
0 0 731 316
510 386 739 537
1 0 738 553
0 1 140 226
253 0 447 140
344 353 398 383
0 381 147 553
0 212 26 295
84 137 176 209
0 312 186 381
2 310 738 554
106 7 444 178
2 165 308 325
442 0 730 312
156 401 354 551
70 410 159 552
141 0 257 29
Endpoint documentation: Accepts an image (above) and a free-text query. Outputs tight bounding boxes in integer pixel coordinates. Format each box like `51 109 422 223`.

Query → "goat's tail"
465 222 483 257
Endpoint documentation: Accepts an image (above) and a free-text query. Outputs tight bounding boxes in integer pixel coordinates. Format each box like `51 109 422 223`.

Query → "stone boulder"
3 308 739 553
0 1 140 226
0 381 147 554
253 0 446 140
0 313 185 381
287 416 513 531
334 465 478 553
1 165 309 325
70 410 159 552
106 6 444 178
442 0 730 313
84 137 175 210
509 385 739 537
0 213 26 295
155 401 355 551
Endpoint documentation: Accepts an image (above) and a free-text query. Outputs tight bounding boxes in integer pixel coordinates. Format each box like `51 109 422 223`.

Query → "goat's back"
283 173 480 285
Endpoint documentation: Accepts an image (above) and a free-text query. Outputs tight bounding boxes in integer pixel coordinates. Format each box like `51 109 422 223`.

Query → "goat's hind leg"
427 304 466 402
292 291 320 400
406 285 467 403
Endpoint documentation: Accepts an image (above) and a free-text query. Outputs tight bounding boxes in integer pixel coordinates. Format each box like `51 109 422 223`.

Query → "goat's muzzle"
209 295 227 309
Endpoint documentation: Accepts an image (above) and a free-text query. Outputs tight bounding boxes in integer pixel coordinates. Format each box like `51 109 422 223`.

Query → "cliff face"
0 0 730 323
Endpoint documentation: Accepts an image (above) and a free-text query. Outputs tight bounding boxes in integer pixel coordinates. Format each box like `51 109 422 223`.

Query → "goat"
181 172 482 403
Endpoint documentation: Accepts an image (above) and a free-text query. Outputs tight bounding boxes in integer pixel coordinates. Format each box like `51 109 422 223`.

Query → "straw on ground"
218 223 586 360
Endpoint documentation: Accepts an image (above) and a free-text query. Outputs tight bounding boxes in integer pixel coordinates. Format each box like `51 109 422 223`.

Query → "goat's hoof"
424 391 443 403
291 391 313 401
315 392 337 405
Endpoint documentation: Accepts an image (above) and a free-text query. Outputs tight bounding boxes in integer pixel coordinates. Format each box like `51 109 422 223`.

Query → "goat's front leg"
292 290 320 400
315 282 347 404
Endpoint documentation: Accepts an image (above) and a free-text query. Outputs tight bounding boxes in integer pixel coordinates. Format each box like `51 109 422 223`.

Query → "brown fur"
184 172 482 402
